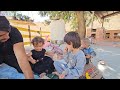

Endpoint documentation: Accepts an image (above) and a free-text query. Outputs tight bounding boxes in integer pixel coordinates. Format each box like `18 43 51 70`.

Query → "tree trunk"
101 18 104 28
76 11 86 39
91 11 95 29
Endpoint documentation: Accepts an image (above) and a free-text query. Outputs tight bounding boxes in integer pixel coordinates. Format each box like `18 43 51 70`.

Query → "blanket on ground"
0 63 39 79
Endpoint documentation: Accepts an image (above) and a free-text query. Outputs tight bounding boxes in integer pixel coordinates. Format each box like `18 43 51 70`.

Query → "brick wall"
86 28 120 42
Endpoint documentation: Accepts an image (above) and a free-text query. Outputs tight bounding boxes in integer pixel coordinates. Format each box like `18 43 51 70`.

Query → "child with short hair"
27 36 55 77
53 31 86 79
81 38 96 64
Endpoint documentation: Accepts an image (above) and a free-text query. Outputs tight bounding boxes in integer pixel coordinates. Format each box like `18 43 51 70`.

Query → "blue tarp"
0 63 40 79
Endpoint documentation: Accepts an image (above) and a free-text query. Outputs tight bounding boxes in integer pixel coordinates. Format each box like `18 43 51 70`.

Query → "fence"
16 25 50 46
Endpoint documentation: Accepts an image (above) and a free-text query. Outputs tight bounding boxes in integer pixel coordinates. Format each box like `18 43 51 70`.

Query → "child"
88 36 96 44
53 31 86 79
80 38 96 64
42 35 63 58
27 36 55 77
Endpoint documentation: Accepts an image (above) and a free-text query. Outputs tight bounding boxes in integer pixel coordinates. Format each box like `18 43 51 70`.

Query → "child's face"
81 40 89 48
65 42 73 52
33 43 44 51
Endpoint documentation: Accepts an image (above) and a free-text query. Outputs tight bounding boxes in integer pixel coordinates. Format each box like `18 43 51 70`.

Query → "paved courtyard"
91 43 120 79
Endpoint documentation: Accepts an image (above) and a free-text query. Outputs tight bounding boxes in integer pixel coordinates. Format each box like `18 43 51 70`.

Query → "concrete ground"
91 43 120 79
60 42 120 79
24 42 120 79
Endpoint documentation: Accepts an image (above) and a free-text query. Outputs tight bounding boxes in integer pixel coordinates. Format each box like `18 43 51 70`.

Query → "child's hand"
59 74 65 79
63 47 68 54
31 59 39 64
80 46 84 49
52 72 60 76
39 73 46 78
45 51 54 58
57 54 63 60
86 54 91 58
53 54 63 60
27 52 32 57
53 53 58 60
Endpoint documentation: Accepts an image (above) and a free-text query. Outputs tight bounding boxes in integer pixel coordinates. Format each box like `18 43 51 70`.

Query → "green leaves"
38 11 110 30
39 11 97 30
39 11 77 29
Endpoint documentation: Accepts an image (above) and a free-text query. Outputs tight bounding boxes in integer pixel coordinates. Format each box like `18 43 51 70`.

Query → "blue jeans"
0 55 22 73
54 60 67 74
54 60 79 79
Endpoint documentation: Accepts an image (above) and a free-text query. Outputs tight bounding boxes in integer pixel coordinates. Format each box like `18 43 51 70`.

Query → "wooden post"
28 25 31 46
40 27 42 37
